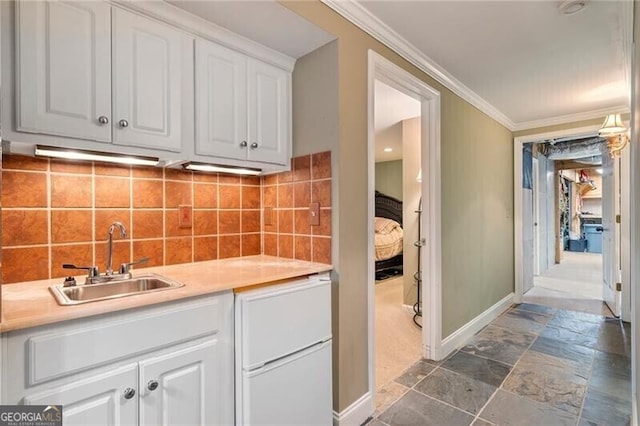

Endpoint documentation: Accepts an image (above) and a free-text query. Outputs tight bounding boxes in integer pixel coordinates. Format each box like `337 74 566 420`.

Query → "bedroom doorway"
367 50 442 411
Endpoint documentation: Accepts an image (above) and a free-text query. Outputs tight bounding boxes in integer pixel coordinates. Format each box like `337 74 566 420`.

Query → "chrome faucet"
106 221 127 275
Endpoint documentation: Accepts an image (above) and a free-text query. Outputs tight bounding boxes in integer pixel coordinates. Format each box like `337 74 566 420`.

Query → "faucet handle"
63 264 99 278
118 257 150 274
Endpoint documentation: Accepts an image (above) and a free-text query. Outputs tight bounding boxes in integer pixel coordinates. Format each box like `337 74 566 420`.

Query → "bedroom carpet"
375 276 422 393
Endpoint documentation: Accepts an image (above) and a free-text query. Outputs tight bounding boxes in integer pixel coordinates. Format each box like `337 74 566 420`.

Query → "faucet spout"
106 221 127 275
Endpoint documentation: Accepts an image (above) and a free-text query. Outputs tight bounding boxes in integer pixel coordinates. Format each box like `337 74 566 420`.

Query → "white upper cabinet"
195 39 291 166
247 59 290 165
16 1 112 142
112 8 188 152
195 39 247 160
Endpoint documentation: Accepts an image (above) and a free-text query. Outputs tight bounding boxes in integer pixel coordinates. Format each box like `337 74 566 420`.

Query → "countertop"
1 255 332 332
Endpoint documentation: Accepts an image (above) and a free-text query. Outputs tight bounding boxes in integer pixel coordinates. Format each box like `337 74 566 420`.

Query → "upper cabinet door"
195 39 247 160
112 8 187 152
16 1 112 142
247 59 290 165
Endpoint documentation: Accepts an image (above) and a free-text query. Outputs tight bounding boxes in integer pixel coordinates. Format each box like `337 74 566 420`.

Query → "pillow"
374 217 401 234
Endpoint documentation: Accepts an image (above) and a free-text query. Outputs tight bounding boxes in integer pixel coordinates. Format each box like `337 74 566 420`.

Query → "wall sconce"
183 162 261 176
35 145 159 166
598 114 629 158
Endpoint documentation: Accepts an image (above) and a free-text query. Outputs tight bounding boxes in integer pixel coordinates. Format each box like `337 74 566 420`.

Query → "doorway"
514 126 631 320
367 50 442 408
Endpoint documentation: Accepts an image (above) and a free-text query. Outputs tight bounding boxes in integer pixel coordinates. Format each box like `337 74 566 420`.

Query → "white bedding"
374 217 403 261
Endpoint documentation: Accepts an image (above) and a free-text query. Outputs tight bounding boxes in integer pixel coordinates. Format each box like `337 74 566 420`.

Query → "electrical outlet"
179 205 192 228
309 202 320 226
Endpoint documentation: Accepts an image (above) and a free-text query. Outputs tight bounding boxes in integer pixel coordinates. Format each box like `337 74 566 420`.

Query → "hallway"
524 251 611 316
369 303 631 425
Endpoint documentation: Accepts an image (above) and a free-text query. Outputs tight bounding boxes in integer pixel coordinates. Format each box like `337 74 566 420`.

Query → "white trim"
367 51 443 411
439 293 514 359
332 391 374 426
321 0 633 132
512 105 631 132
633 396 638 426
110 0 296 71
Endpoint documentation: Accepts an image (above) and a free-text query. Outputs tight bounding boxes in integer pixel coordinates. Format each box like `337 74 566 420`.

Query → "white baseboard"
333 391 374 426
439 292 514 359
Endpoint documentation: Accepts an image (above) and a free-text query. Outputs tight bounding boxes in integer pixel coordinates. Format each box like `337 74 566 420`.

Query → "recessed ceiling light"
559 0 587 15
383 147 393 152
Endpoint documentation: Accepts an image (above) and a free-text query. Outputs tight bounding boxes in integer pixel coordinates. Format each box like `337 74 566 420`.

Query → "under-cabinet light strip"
35 145 160 167
183 162 262 176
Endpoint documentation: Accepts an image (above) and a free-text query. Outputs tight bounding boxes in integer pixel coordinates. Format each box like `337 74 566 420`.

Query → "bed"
374 191 403 279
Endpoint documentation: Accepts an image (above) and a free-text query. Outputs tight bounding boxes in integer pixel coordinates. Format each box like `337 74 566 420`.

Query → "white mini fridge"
235 273 332 425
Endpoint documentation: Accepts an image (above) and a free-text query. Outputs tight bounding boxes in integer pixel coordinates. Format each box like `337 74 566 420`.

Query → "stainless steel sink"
49 274 185 305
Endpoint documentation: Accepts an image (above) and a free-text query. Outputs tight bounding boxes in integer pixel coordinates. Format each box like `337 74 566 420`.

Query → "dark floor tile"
554 309 605 325
540 325 598 349
394 360 436 388
364 418 387 426
547 315 600 335
378 389 474 426
479 390 577 426
461 325 535 365
530 336 595 364
592 350 631 378
414 367 497 415
581 388 631 426
594 321 632 356
502 350 588 415
491 310 551 334
588 369 631 403
442 352 511 387
513 303 557 316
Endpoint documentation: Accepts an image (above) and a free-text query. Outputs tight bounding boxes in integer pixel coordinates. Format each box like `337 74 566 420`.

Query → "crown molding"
321 0 516 130
512 104 630 132
321 0 633 133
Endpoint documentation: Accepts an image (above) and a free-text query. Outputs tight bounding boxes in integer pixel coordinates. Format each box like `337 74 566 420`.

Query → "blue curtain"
522 144 533 189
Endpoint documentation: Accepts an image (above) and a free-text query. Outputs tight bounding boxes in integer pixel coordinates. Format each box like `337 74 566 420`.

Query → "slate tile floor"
370 303 631 426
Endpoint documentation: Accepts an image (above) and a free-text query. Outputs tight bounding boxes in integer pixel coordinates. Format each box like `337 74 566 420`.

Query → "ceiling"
167 1 335 59
327 0 632 130
374 81 420 162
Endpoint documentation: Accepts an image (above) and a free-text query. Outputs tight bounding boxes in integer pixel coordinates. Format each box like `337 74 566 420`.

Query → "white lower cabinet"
2 292 234 426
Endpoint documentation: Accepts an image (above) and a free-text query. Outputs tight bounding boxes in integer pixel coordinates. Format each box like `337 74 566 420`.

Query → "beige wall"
283 0 514 412
375 160 402 200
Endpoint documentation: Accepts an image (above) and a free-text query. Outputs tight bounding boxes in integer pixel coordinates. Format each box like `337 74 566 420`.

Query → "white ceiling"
167 1 335 59
374 81 420 162
331 0 632 130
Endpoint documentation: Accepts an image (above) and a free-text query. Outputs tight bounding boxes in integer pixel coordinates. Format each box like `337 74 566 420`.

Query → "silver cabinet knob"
147 380 159 391
123 387 136 400
240 140 248 148
118 119 129 128
250 142 258 149
98 116 109 125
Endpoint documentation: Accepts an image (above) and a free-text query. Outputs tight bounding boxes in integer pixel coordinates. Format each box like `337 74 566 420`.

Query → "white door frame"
513 125 630 315
367 50 442 401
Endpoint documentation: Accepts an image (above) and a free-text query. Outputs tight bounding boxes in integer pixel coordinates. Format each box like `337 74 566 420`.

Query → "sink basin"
50 274 185 305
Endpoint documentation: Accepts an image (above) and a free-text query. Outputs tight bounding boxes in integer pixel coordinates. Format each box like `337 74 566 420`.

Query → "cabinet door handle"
250 142 258 149
147 380 159 391
118 119 129 128
98 116 109 125
123 387 136 399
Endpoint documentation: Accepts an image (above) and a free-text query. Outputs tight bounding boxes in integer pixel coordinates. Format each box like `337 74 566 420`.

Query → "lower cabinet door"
139 338 232 426
24 364 138 426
